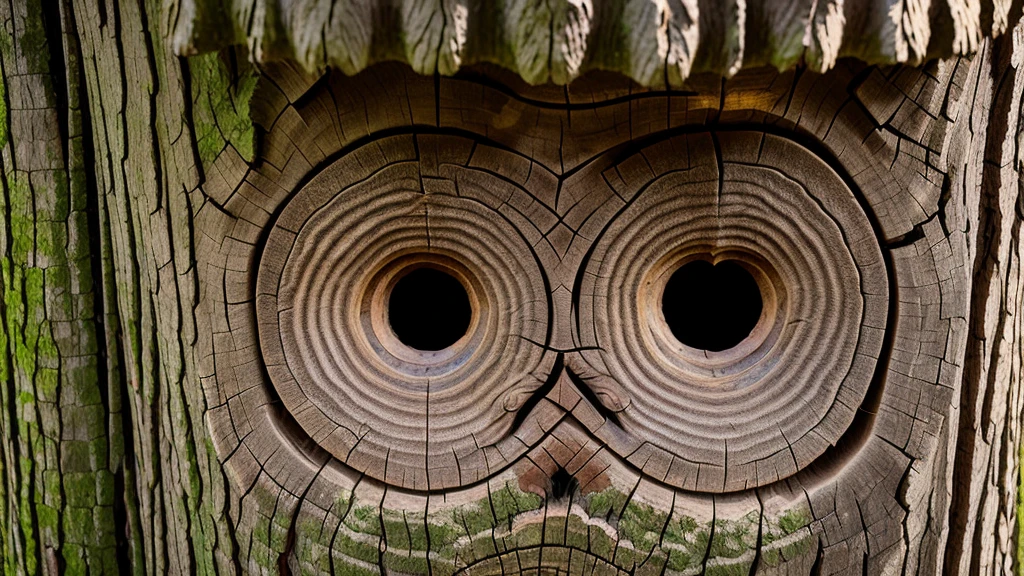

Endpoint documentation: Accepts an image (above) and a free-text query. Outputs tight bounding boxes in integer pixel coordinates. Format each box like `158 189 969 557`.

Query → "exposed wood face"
0 0 1022 573
190 59 1017 574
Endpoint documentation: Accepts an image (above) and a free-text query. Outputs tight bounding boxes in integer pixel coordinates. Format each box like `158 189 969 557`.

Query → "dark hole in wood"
549 467 577 500
388 267 472 351
662 260 762 352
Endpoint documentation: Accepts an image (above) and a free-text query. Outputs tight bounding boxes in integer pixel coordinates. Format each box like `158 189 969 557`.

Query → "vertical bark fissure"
945 34 1021 574
40 1 71 569
66 0 139 569
0 4 27 571
0 124 33 576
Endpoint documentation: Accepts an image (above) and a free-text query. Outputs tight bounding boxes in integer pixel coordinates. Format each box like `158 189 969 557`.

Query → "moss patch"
777 509 810 536
188 47 258 168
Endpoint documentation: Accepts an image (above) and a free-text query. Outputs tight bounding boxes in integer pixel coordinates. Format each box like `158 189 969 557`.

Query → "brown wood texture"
167 0 1023 87
0 1 1023 575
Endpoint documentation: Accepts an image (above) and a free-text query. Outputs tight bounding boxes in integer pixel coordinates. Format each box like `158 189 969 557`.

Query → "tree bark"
0 1 1022 575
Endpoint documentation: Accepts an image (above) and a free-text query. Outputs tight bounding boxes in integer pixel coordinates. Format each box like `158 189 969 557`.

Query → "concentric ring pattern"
576 132 889 492
203 62 977 575
256 134 552 491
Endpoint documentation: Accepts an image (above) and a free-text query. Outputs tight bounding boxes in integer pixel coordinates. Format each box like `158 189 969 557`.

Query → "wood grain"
3 0 1022 569
167 0 1022 87
187 59 1021 573
573 130 887 493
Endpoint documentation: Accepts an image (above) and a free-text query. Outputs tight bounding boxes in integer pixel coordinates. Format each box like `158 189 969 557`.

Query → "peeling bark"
167 0 1023 85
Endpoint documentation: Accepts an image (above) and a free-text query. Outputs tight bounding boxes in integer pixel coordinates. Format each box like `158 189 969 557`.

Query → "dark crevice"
886 220 929 249
148 296 179 574
78 6 146 575
327 473 363 576
943 39 1017 576
278 462 327 575
565 366 621 427
855 499 871 576
434 71 441 127
450 69 697 112
179 59 208 187
699 497 716 576
781 66 806 119
509 354 564 433
548 466 578 500
748 490 763 576
37 0 71 570
41 0 69 156
376 463 389 576
288 67 332 113
136 0 163 215
0 55 32 576
809 539 824 575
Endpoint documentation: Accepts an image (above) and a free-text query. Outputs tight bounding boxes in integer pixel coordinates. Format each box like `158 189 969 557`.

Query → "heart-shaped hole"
661 259 762 352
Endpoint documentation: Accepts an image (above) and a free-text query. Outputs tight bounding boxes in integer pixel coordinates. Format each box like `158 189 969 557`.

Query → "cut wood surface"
193 57 1021 574
0 0 1023 575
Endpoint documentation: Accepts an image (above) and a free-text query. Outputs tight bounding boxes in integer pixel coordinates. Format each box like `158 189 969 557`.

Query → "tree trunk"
0 1 1022 575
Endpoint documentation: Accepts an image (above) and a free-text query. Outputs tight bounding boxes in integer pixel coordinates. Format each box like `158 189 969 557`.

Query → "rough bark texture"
0 1 1021 575
168 0 1024 85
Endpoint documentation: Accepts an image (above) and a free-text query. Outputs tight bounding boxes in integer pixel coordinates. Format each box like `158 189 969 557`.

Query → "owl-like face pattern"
202 63 965 574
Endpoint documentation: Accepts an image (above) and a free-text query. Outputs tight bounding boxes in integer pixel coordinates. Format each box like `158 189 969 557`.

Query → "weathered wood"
0 1 123 573
197 53 1024 574
0 1 1022 575
167 0 1023 87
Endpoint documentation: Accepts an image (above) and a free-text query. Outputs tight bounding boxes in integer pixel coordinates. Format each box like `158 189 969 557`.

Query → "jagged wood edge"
169 0 1022 87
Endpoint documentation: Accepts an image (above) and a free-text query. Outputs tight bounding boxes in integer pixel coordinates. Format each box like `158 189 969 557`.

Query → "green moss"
587 488 629 519
762 548 781 567
508 522 543 549
491 482 542 526
334 534 379 565
459 500 495 535
331 560 379 576
383 551 429 573
63 544 86 575
469 532 497 560
708 517 754 559
619 500 670 554
382 514 411 550
589 526 615 560
427 521 457 553
777 509 810 536
65 473 98 507
663 514 699 544
613 546 637 570
16 0 49 72
0 73 7 149
663 514 704 571
565 515 589 550
666 542 703 571
780 537 812 560
188 47 258 168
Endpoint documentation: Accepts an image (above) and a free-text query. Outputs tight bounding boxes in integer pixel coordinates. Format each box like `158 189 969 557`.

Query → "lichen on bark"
188 47 258 168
